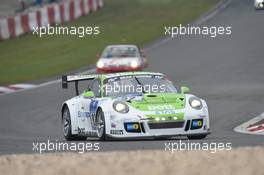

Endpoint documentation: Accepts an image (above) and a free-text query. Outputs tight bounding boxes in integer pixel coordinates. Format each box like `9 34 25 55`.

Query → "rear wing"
62 74 101 95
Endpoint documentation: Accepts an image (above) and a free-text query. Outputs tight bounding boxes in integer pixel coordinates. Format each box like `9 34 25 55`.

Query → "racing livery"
61 72 210 141
96 45 148 73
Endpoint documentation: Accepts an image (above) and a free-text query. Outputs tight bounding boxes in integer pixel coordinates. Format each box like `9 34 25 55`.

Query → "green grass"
0 0 220 85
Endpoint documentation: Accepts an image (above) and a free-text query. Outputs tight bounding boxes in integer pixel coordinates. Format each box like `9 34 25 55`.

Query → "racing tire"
62 106 87 141
96 108 106 141
187 134 207 140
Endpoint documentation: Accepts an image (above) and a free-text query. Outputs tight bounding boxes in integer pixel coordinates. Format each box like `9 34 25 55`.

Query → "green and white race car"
61 72 210 141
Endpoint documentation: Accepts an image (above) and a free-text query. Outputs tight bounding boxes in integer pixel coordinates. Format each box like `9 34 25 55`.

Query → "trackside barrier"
0 0 104 41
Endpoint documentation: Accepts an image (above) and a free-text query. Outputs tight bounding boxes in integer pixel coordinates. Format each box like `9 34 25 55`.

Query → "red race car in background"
96 45 148 73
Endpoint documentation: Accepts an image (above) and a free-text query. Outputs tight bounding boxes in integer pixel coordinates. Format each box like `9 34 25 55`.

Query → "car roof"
105 44 138 48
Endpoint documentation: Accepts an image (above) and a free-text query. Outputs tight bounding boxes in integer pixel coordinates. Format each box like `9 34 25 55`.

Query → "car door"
77 79 101 136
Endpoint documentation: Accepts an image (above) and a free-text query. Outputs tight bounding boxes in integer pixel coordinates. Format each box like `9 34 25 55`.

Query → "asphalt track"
0 0 264 154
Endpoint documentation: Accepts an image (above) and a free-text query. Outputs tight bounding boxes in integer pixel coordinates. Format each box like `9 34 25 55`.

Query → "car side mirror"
83 90 95 98
181 86 190 94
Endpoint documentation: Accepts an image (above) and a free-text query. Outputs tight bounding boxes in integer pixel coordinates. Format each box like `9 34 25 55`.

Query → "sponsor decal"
155 110 177 115
78 111 96 130
110 130 124 135
77 127 85 134
78 111 91 118
148 105 175 111
86 131 98 137
124 122 141 133
111 123 116 128
191 119 203 130
77 127 97 136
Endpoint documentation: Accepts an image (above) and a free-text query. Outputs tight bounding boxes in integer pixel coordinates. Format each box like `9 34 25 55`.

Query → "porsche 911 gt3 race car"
61 72 210 141
96 45 148 73
254 0 264 9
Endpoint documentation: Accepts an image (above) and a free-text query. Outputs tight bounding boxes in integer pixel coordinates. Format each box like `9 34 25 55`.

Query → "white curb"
234 113 264 135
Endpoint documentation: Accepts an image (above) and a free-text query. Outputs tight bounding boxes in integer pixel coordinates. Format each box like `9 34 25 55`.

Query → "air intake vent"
148 121 184 129
185 120 190 131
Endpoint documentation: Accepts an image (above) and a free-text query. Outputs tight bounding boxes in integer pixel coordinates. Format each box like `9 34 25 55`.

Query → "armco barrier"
0 0 103 41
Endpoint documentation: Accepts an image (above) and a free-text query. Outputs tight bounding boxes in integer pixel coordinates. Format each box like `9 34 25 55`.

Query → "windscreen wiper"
134 76 146 94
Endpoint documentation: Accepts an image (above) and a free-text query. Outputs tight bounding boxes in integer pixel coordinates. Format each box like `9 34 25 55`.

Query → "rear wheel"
96 108 106 141
187 134 207 140
62 106 86 141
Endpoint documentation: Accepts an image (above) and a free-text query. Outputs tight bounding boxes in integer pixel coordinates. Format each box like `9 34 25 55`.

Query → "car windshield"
101 46 139 58
103 75 177 97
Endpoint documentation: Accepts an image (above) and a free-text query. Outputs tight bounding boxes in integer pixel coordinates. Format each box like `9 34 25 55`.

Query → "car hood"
99 57 139 66
116 93 186 111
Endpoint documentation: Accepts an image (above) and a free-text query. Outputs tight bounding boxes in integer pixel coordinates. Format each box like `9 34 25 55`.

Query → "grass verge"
0 0 220 85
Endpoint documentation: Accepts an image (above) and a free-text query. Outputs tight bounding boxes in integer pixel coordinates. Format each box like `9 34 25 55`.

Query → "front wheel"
96 109 106 141
187 134 207 140
62 106 86 141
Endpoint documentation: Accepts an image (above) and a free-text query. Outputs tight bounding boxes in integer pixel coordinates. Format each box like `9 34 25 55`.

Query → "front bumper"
106 131 211 140
106 116 210 139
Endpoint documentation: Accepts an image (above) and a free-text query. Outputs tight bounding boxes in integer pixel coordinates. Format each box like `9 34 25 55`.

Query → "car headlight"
113 101 129 113
189 97 203 110
97 61 104 68
130 60 139 68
